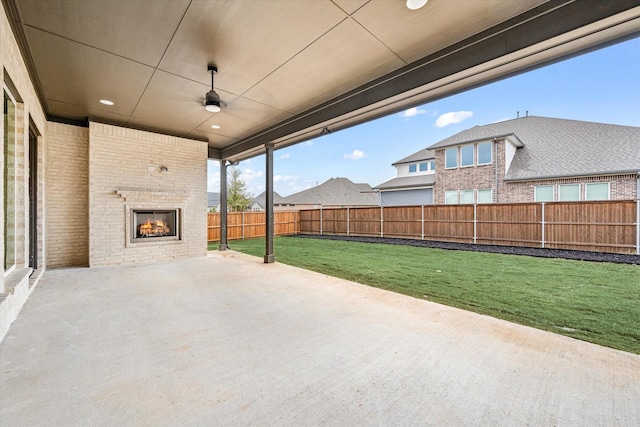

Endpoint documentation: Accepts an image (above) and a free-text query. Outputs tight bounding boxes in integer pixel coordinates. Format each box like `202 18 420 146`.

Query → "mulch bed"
289 234 640 265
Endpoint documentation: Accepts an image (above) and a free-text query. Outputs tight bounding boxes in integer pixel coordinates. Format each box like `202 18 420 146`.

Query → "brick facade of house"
433 138 637 204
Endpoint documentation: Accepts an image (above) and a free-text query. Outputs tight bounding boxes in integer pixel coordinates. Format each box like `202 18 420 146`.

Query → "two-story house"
376 116 640 205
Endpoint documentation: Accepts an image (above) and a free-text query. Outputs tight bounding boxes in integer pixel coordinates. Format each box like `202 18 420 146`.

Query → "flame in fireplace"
137 217 170 237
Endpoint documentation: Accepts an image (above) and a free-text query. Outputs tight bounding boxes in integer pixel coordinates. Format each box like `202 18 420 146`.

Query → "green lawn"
209 237 640 354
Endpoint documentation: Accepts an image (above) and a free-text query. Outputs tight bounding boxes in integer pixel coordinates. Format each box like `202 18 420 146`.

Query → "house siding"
380 188 433 206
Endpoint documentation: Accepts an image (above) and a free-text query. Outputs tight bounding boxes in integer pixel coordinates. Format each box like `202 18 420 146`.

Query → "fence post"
380 206 384 237
541 202 545 249
242 211 245 240
347 207 350 236
421 205 425 240
320 207 323 236
636 199 639 255
473 204 477 244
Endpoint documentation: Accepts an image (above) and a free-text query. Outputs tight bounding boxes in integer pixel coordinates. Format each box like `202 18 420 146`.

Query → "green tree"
227 167 252 212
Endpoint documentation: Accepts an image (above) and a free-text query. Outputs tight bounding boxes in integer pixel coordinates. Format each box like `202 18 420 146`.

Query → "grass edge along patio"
211 237 640 355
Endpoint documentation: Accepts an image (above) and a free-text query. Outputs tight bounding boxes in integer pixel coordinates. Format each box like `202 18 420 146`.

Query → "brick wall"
1 3 48 338
433 139 637 203
501 174 637 202
45 122 89 267
89 123 207 266
14 103 25 265
433 141 500 204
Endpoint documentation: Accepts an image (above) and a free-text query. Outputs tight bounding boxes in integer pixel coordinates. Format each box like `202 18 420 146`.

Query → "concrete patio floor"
1 251 639 426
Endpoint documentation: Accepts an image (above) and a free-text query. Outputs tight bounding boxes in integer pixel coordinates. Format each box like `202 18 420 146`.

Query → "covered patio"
2 2 640 422
2 251 639 425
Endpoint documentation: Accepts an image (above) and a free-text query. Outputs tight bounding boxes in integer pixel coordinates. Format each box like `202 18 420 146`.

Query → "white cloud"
279 153 291 160
306 140 314 146
239 168 264 196
435 111 473 128
400 107 427 118
344 149 366 160
274 174 296 183
207 160 220 192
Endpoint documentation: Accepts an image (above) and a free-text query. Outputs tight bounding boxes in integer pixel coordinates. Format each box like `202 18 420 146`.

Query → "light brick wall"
45 122 89 267
89 123 207 266
14 103 26 265
1 4 48 338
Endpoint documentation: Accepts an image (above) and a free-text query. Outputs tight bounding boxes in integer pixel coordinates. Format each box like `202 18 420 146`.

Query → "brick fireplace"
89 123 207 266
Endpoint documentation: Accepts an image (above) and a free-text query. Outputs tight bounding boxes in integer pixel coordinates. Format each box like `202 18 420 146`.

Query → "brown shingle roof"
280 177 378 206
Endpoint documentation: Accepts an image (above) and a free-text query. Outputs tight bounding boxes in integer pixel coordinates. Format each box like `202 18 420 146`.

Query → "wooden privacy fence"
207 211 299 242
299 200 640 255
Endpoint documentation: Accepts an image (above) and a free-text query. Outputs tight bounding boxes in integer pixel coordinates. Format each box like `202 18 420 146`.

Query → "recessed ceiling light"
210 125 220 129
406 0 428 10
99 99 114 106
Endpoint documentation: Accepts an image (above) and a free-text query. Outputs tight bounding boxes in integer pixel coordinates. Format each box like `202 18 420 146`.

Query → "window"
558 184 580 201
4 89 16 273
445 148 457 169
477 142 492 165
460 190 474 204
477 189 492 204
460 145 474 167
419 162 428 172
409 164 417 173
445 191 458 204
586 182 609 200
429 160 435 171
534 185 554 202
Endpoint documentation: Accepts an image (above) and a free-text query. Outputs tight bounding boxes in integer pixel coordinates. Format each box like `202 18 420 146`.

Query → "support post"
380 206 384 237
242 211 245 240
219 160 228 251
264 144 275 263
320 207 323 235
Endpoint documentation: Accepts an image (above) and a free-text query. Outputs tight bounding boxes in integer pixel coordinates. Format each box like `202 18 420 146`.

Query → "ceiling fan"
204 65 227 112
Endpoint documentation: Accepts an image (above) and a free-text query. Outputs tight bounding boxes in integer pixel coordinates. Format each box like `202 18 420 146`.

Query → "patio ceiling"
4 0 640 161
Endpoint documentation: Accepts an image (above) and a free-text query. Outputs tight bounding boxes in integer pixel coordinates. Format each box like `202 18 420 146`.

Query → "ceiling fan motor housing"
205 65 221 112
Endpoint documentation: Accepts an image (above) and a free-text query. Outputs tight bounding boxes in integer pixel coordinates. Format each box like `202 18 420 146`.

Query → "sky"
208 36 640 197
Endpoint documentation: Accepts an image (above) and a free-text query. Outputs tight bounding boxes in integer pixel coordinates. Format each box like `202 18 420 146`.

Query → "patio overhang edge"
219 0 640 162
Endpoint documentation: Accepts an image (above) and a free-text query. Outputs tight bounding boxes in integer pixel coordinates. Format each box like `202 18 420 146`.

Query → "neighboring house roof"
392 148 436 166
207 192 220 207
251 191 286 208
375 174 435 190
427 116 640 181
281 177 378 206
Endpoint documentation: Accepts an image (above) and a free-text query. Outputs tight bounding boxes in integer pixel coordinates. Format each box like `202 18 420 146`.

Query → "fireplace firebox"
131 209 180 242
